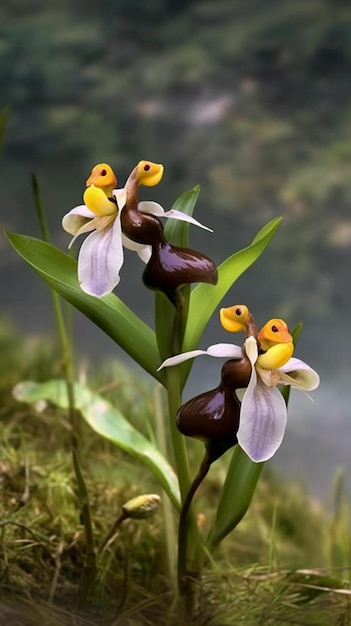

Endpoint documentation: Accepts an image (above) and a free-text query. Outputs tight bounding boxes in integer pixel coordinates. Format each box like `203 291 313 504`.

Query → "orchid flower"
159 305 320 463
62 161 213 297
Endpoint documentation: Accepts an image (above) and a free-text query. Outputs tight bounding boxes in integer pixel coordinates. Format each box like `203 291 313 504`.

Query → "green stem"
178 451 210 591
99 511 126 553
165 295 202 596
166 366 192 503
167 290 193 504
32 175 96 601
154 384 177 587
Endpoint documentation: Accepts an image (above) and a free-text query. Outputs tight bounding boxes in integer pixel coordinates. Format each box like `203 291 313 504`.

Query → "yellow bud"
121 494 161 520
257 342 294 370
83 185 117 217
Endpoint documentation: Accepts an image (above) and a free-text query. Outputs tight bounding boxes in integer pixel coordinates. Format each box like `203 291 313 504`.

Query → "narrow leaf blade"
0 105 9 159
6 232 165 385
207 446 263 549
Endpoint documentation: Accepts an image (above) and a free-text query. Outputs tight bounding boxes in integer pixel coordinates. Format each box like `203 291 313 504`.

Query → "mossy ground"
0 319 351 625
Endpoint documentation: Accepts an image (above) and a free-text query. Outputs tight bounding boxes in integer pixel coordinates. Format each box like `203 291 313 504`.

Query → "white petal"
238 366 287 462
158 343 243 371
158 350 210 370
77 214 123 297
65 205 96 218
136 245 152 263
62 205 96 235
278 358 320 391
121 234 152 263
113 188 127 210
68 222 97 249
137 201 165 216
235 388 246 402
163 209 213 232
137 200 213 231
206 343 243 358
244 336 258 365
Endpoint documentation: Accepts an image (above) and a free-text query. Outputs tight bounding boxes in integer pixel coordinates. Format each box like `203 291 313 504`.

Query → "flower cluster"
63 163 320 464
159 304 320 463
63 161 217 305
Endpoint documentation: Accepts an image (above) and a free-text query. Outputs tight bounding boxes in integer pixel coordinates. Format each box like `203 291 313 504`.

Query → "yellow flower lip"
220 304 249 333
136 161 164 187
257 318 294 368
83 185 117 217
257 341 294 370
86 163 117 190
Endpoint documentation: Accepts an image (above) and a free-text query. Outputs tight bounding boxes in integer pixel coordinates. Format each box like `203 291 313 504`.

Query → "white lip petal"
62 205 96 235
163 209 213 232
77 213 124 297
238 367 287 462
278 358 320 391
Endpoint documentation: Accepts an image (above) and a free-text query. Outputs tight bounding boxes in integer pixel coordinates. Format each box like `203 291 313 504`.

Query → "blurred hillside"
1 0 351 376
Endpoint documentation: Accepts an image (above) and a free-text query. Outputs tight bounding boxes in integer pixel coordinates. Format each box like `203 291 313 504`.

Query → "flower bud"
121 494 161 520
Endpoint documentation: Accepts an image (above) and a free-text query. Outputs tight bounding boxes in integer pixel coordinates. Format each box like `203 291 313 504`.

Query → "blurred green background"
1 0 351 496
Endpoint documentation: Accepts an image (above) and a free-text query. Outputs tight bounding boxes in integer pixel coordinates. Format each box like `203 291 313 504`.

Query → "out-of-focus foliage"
2 0 351 201
1 0 351 366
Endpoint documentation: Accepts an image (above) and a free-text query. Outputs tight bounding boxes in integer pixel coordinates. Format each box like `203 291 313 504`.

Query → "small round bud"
121 494 161 520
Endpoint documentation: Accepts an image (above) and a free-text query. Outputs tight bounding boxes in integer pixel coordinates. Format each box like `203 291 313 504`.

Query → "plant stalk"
154 384 178 587
32 175 96 601
165 294 202 599
178 451 211 597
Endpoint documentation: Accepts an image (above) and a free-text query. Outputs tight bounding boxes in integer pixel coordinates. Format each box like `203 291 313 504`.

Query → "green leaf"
0 105 9 159
154 292 178 362
14 379 180 510
155 186 201 361
207 446 263 550
180 217 282 385
6 232 166 385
